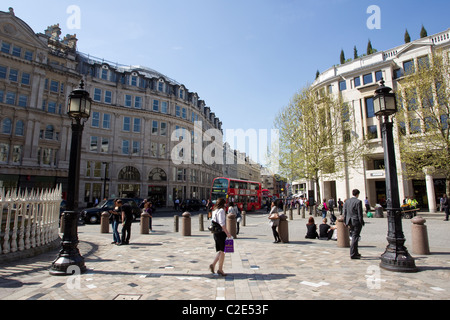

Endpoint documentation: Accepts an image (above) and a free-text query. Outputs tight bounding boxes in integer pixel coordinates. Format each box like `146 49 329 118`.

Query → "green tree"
367 39 374 55
395 50 450 194
353 46 358 59
274 85 368 201
404 29 411 43
340 49 345 64
420 25 428 38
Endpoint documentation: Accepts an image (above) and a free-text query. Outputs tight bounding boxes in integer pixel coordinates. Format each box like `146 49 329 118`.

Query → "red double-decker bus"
210 177 262 212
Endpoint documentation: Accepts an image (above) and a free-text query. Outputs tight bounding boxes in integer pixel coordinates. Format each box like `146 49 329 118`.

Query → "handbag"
224 237 234 253
269 213 279 220
208 220 223 234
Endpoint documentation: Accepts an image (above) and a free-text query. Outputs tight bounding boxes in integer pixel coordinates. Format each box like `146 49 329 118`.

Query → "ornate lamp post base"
380 210 417 273
50 211 86 276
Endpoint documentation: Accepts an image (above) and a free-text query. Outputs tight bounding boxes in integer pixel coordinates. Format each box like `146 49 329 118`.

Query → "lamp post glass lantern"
50 80 91 276
375 79 417 273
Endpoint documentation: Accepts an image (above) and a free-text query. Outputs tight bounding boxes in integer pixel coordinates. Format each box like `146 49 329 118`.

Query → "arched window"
2 118 12 134
148 168 167 181
15 120 24 136
118 166 140 181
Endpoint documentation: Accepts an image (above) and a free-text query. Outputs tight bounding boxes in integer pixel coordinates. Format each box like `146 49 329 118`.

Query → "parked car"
179 199 201 212
81 198 141 224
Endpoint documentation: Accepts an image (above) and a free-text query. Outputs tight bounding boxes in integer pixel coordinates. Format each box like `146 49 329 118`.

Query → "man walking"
343 189 365 259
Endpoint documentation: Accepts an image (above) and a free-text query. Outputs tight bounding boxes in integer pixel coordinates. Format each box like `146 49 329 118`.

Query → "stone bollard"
100 211 110 234
411 216 430 255
278 214 289 243
227 212 237 238
199 213 204 231
174 215 179 232
297 206 300 216
242 211 246 226
140 211 150 234
289 208 293 220
181 212 191 236
301 206 306 219
336 215 350 248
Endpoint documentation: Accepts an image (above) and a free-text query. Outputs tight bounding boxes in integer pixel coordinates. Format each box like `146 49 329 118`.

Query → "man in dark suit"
343 189 365 259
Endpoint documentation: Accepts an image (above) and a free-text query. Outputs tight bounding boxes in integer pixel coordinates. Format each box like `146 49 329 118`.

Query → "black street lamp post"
374 79 417 273
50 80 92 276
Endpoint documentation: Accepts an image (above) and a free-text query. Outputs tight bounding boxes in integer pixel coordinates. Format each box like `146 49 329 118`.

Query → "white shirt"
212 208 226 227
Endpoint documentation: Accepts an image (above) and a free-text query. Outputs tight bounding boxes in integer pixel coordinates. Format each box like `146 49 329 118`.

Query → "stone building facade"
0 8 224 208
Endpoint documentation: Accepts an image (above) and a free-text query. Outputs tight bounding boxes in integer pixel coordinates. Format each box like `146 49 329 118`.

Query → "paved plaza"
0 209 449 303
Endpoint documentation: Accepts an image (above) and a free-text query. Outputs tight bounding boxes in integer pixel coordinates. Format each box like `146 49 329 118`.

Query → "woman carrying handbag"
209 198 232 276
268 201 281 243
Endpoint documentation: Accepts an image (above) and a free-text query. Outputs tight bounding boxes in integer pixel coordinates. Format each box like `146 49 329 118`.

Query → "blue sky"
5 0 450 165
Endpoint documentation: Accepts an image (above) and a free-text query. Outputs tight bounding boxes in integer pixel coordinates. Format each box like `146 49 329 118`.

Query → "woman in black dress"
209 198 231 276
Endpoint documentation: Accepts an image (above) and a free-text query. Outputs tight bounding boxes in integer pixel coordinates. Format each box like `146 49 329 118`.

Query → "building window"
11 145 22 164
18 95 28 107
182 108 187 119
2 118 12 134
1 42 10 54
375 70 383 82
12 46 21 57
133 118 141 133
103 114 111 129
21 73 30 85
90 136 98 152
0 65 6 79
44 125 55 140
48 101 57 113
92 112 100 128
176 105 181 117
367 125 378 139
9 69 18 82
24 50 33 61
403 60 415 75
354 76 361 87
123 117 131 132
363 73 373 85
160 122 167 136
153 100 159 112
339 80 347 91
0 143 9 162
150 142 157 158
93 88 102 102
365 97 375 118
158 81 164 92
122 140 130 155
409 119 421 134
152 121 158 135
50 80 59 93
15 121 24 136
135 96 142 109
118 166 140 181
125 95 132 108
161 101 168 114
105 91 112 104
132 141 140 156
101 138 109 153
393 68 403 79
6 92 16 105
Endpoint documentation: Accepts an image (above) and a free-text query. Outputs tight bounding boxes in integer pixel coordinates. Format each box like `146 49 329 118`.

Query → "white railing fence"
0 185 62 256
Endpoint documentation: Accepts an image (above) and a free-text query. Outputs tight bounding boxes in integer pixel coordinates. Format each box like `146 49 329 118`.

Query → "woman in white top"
268 201 281 243
209 198 231 277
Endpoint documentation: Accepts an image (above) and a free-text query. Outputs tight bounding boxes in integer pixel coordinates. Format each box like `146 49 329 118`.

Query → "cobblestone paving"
0 211 449 301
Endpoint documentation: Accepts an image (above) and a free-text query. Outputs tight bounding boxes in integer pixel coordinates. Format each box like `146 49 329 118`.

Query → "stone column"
423 167 437 213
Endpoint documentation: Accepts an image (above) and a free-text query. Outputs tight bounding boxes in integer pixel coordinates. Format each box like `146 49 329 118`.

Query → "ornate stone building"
0 8 223 207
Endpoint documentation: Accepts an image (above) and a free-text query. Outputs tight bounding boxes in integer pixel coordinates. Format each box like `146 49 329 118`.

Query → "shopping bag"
224 238 234 253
